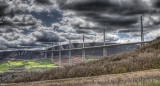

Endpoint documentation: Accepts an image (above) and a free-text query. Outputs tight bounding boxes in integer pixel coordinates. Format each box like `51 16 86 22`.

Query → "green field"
85 58 99 63
0 59 98 73
0 60 58 73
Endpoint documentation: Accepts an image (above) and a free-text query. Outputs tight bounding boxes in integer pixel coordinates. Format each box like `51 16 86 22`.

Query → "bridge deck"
49 41 150 52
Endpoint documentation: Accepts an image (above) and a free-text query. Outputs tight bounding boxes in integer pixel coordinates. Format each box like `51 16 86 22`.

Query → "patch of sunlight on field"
86 58 99 63
0 63 11 73
0 60 58 73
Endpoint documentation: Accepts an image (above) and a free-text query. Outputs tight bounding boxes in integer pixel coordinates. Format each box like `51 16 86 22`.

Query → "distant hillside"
0 51 44 62
3 37 160 83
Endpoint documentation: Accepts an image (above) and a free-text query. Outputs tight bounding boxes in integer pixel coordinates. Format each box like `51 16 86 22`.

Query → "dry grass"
1 69 160 86
2 37 160 84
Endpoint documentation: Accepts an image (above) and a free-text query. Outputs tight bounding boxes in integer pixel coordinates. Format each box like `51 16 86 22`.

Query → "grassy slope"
1 69 160 86
0 60 58 73
3 37 160 83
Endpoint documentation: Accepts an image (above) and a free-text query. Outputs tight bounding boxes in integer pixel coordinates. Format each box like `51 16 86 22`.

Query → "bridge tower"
141 16 144 46
82 33 86 63
103 28 107 57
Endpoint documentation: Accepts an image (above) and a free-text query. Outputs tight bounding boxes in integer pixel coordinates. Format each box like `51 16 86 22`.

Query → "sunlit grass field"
85 58 99 63
0 60 58 73
0 58 98 73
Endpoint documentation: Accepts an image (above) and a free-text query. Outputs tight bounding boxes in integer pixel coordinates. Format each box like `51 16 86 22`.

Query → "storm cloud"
154 0 160 8
57 0 151 15
0 1 14 18
34 0 53 5
56 0 160 33
1 0 160 50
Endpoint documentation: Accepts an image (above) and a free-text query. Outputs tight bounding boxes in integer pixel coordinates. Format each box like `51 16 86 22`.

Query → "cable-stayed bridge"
0 16 155 66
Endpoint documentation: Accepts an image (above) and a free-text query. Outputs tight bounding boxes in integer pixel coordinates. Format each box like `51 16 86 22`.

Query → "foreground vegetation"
2 37 160 84
1 69 160 86
0 60 58 73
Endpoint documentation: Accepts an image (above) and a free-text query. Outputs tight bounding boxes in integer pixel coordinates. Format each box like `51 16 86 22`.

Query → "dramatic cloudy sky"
0 0 160 51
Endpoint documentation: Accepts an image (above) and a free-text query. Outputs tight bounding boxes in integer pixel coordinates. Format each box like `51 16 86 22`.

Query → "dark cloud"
75 28 91 34
31 10 62 27
0 19 13 27
84 13 138 27
34 0 53 5
0 1 15 18
33 31 65 42
71 14 139 33
154 0 160 8
0 1 9 18
57 0 156 32
118 29 140 33
57 0 115 11
57 0 150 15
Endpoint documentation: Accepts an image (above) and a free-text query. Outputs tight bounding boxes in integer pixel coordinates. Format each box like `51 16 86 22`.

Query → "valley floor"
0 59 58 73
1 69 160 86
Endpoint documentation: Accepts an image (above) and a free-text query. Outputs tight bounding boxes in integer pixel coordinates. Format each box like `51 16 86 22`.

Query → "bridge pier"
51 47 54 63
51 51 54 62
103 47 107 57
69 50 72 65
82 49 86 63
45 51 47 59
68 37 72 66
59 51 62 66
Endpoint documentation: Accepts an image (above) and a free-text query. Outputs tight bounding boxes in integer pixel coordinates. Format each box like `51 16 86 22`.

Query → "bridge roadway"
49 41 150 52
